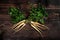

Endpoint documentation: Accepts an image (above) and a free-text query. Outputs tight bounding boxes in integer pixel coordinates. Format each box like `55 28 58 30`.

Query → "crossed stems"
11 20 49 37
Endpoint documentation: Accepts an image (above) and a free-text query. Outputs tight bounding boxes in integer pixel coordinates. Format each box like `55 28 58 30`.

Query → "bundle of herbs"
9 7 25 23
29 3 48 24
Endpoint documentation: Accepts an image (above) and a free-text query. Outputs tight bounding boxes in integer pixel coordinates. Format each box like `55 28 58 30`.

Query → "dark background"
0 0 60 40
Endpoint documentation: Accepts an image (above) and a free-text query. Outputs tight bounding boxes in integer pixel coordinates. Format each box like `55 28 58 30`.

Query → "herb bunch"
29 3 48 24
9 7 25 23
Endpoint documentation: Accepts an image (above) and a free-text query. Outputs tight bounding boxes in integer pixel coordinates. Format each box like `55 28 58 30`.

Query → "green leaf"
39 19 45 24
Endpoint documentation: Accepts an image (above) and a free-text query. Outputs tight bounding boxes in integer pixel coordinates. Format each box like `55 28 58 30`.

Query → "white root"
38 24 49 30
14 23 25 30
31 22 43 32
11 20 49 37
31 21 49 30
32 23 48 30
32 23 43 32
14 24 26 33
11 20 26 29
36 25 48 30
31 23 43 37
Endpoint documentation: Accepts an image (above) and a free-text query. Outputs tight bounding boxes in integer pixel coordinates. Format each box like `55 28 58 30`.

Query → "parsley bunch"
9 7 25 23
29 3 48 24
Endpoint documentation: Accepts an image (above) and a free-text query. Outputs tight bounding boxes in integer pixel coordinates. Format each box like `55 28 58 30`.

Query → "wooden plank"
0 14 11 21
0 4 16 6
